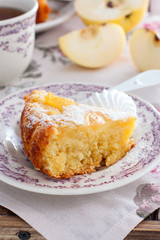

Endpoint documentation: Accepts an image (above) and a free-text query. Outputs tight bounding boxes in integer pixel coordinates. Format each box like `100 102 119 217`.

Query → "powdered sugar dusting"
52 104 87 125
25 96 135 128
24 90 137 127
52 103 135 125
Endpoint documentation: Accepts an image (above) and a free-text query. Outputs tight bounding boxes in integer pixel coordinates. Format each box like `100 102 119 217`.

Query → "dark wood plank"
134 221 160 232
0 206 15 216
146 209 160 220
125 221 160 240
0 206 160 240
0 208 45 240
125 232 160 240
158 209 160 220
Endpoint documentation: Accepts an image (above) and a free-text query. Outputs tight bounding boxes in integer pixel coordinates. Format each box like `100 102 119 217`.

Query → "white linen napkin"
0 173 159 240
0 13 160 240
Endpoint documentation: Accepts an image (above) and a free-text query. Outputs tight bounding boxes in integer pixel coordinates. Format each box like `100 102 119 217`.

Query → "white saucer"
35 1 74 33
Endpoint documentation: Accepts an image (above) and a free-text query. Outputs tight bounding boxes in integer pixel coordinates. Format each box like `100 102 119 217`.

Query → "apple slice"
130 28 160 71
59 23 126 68
74 0 149 33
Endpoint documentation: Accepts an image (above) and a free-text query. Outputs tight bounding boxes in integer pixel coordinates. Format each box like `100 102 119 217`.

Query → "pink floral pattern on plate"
135 183 160 218
0 83 160 195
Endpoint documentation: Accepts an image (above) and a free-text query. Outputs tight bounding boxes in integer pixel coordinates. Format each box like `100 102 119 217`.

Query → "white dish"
0 83 160 195
35 1 74 33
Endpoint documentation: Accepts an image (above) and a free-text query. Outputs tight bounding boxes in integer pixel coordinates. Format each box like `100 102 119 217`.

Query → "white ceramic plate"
0 83 160 195
35 1 74 33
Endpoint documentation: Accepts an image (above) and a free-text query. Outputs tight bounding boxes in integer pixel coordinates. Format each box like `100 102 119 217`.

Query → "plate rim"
0 83 160 195
35 2 75 33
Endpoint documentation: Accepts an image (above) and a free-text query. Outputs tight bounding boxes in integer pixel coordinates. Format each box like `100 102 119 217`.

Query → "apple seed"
125 13 132 18
155 34 159 42
107 1 114 8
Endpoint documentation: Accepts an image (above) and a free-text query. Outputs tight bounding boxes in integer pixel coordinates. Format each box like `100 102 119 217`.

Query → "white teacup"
0 0 38 85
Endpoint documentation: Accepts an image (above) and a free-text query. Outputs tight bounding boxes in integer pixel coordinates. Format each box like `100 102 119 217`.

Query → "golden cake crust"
21 101 55 171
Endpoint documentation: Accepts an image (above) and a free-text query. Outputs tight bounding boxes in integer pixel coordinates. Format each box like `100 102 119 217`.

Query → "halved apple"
59 23 126 68
130 28 160 71
74 0 149 33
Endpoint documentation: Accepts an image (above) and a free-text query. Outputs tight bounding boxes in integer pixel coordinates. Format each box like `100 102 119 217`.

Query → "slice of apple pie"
21 90 136 179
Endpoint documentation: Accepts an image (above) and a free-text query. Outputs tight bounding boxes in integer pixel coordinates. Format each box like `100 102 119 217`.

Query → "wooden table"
0 206 159 240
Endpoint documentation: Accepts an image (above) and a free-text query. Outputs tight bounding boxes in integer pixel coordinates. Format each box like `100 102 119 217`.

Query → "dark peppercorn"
17 231 31 240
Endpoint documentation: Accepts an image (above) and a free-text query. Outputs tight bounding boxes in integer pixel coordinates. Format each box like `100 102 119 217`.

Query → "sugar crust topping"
25 99 136 128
